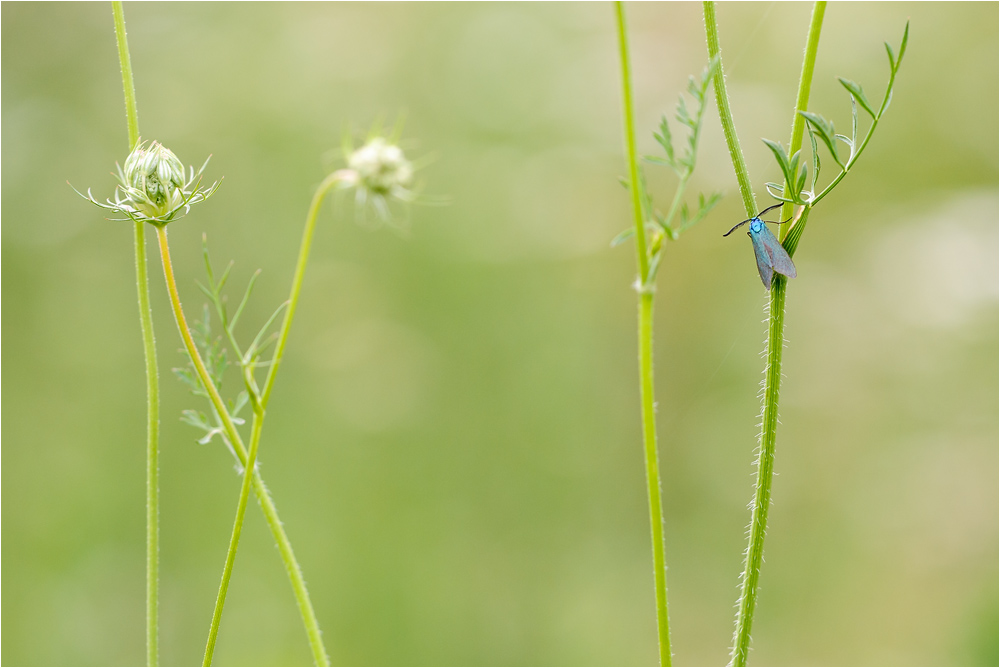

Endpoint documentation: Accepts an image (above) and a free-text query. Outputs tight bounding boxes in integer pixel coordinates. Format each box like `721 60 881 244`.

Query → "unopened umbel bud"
73 139 220 225
348 137 413 196
122 141 188 219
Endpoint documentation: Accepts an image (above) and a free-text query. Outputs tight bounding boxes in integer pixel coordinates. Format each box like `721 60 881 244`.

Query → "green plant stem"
198 170 348 667
154 225 329 666
639 291 671 665
703 1 756 219
729 275 786 668
261 170 348 410
203 413 263 666
202 168 346 664
616 2 650 281
214 410 329 666
787 4 825 168
112 2 139 148
705 3 825 664
616 3 672 665
251 464 329 667
156 226 248 459
781 1 826 237
110 3 158 664
810 104 883 207
138 195 159 668
137 171 159 668
703 5 770 663
247 170 347 666
246 170 348 665
732 13 824 663
662 175 690 237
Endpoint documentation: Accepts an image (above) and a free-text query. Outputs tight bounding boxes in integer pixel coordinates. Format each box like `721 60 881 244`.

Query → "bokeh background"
3 2 997 665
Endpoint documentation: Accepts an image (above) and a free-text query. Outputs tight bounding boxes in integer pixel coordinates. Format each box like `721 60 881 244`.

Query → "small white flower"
348 137 414 196
336 133 426 226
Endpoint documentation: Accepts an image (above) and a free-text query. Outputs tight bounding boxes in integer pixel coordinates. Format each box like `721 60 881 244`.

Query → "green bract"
74 139 221 226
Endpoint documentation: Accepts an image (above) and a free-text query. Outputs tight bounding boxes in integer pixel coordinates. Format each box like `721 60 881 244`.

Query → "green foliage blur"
3 3 996 665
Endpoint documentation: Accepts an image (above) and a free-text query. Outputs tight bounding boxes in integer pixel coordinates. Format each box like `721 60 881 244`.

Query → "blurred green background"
3 2 997 665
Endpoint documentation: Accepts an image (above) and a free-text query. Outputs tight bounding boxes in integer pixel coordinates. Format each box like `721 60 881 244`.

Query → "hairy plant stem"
154 225 329 666
261 170 348 410
204 170 346 666
781 2 826 236
703 1 757 219
638 291 670 664
110 4 158 664
731 272 786 668
203 414 263 666
156 227 248 463
616 3 672 665
704 3 824 665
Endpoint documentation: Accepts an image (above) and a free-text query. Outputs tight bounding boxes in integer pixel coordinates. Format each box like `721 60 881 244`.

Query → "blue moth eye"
723 203 798 289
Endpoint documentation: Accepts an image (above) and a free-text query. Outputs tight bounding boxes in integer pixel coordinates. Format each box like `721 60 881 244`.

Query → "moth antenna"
755 203 784 219
764 204 806 226
723 219 752 237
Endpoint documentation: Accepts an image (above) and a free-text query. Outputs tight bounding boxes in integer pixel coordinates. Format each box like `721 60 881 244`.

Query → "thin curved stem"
261 170 350 410
155 226 330 666
703 1 756 219
215 169 349 666
203 414 263 666
661 174 690 237
249 171 348 665
156 226 247 456
201 166 347 665
110 3 157 664
194 167 343 664
252 468 329 666
810 111 879 207
616 3 672 665
807 17 905 211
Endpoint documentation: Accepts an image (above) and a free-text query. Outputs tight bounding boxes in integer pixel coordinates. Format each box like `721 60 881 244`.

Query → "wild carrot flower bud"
73 139 220 226
337 133 423 225
122 141 188 219
348 137 414 196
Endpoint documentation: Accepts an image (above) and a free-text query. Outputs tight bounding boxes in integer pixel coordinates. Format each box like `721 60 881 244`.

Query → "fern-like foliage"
613 56 724 288
764 22 909 213
173 236 288 469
